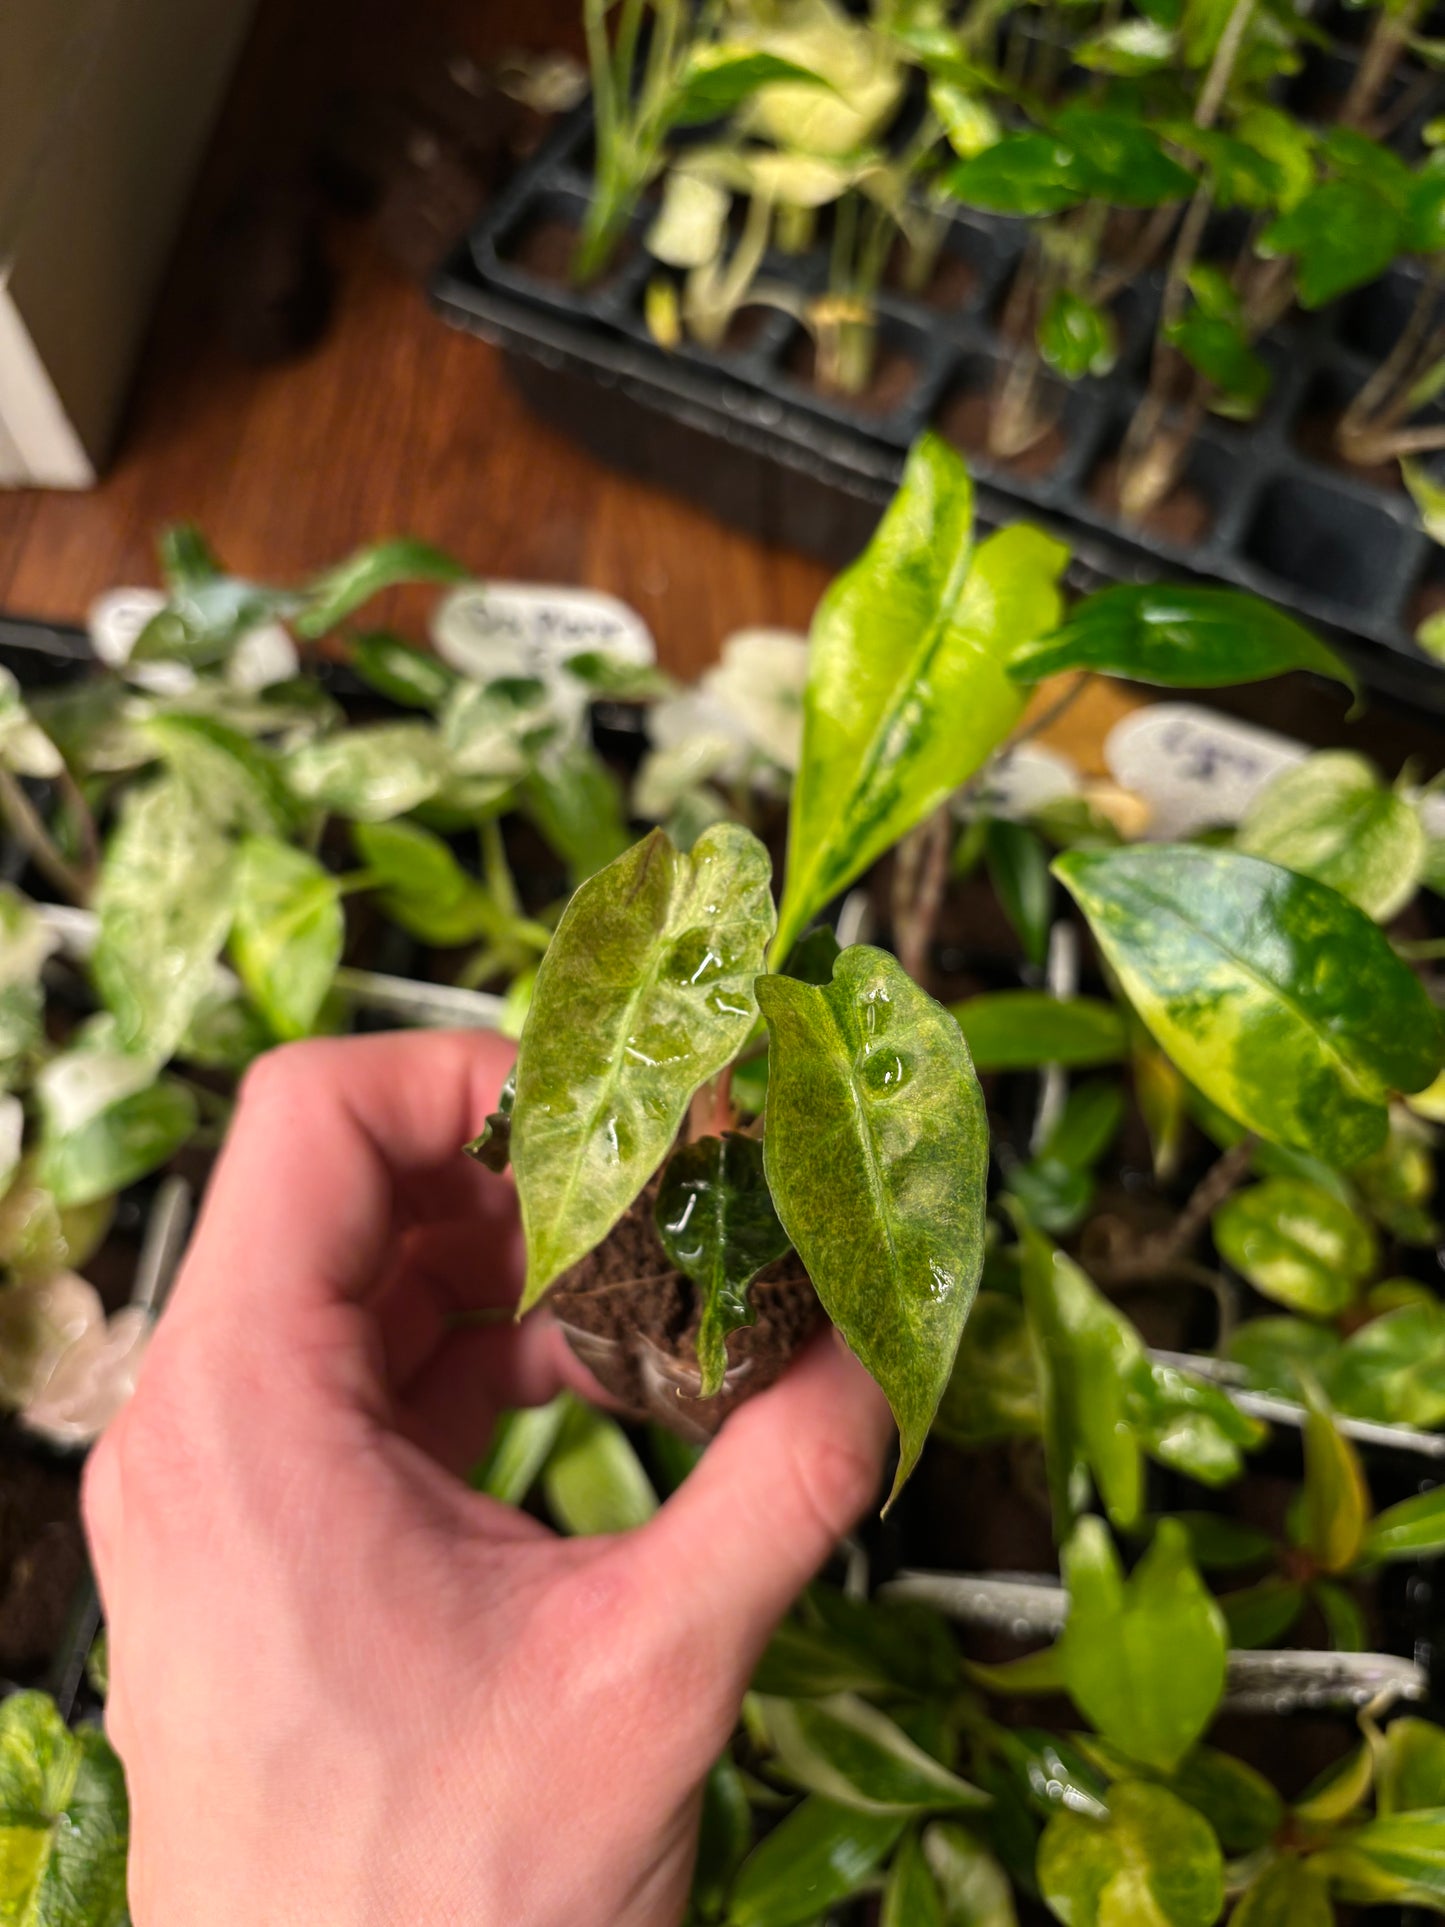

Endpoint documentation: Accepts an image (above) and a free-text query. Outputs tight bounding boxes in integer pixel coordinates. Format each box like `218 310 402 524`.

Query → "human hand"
83 1031 891 1926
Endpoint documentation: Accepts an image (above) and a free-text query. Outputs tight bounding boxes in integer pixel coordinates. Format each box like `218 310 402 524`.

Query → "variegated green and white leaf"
1237 752 1424 921
511 826 775 1309
1055 845 1442 1166
757 1694 987 1816
759 945 988 1504
775 435 1066 960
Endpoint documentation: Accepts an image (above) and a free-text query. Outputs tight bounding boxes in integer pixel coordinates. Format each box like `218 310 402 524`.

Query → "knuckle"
235 1037 331 1115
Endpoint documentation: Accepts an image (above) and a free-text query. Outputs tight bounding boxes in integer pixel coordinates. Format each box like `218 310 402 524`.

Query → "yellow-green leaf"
758 945 988 1505
757 1694 987 1816
1054 845 1442 1166
1036 1780 1224 1927
229 837 344 1041
774 435 1066 959
1212 1179 1377 1319
512 825 775 1309
1300 1384 1369 1574
1237 752 1424 922
1060 1518 1227 1775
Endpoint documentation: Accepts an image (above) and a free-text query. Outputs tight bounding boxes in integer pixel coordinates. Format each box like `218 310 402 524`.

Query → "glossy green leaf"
759 1694 986 1815
1313 1579 1367 1653
934 1291 1040 1448
294 537 467 640
984 819 1052 969
727 1796 906 1927
1300 1385 1369 1574
471 1394 568 1505
1212 1179 1377 1318
541 1399 657 1535
951 994 1126 1072
929 82 1001 161
1060 1517 1227 1774
229 837 344 1041
1218 1579 1306 1648
1230 1856 1334 1927
1018 1219 1141 1528
693 1756 753 1920
1237 753 1425 921
1379 1718 1445 1814
1053 845 1442 1166
758 945 988 1503
521 741 631 885
1226 1315 1342 1402
964 1647 1067 1697
284 722 448 821
158 521 221 590
1036 1780 1224 1927
143 712 296 837
1167 1748 1284 1856
948 133 1090 214
1260 180 1404 308
1166 1513 1275 1573
923 1822 1018 1925
1009 585 1354 693
348 631 458 710
1124 1354 1264 1488
669 46 831 126
1052 105 1195 206
655 1133 791 1397
1363 1485 1445 1564
0 1692 129 1927
353 818 492 946
883 1829 945 1927
1329 1300 1445 1428
1165 309 1270 420
513 825 774 1309
774 435 1066 959
1038 291 1118 380
133 578 296 666
39 1077 197 1209
1308 1809 1445 1907
92 774 238 1060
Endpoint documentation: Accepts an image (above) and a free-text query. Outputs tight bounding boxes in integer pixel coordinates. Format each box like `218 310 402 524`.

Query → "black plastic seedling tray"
434 102 1445 712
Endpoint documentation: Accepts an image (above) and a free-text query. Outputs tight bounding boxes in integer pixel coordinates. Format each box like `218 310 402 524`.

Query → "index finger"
171 1030 516 1324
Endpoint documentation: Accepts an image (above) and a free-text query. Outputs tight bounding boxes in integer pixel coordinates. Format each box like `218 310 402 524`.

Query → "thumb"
634 1330 894 1682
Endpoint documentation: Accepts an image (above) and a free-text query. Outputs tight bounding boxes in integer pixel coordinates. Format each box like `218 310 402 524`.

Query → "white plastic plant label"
960 743 1080 821
87 588 195 696
1105 703 1307 839
431 583 656 681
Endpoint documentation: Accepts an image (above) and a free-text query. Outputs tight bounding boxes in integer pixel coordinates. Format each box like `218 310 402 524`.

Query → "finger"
394 1317 604 1475
632 1332 893 1677
371 1218 527 1387
170 1030 516 1330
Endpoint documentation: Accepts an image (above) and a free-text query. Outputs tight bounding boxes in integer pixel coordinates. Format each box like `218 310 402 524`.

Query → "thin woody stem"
0 767 87 904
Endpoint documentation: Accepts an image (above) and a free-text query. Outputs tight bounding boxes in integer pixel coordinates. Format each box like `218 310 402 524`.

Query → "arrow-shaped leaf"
757 944 988 1505
511 825 775 1309
774 434 1067 960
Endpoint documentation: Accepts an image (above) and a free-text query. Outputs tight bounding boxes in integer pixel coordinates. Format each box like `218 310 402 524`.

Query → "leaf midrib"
819 991 909 1341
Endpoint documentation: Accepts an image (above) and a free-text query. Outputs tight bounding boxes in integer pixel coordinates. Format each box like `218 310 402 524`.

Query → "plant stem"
1340 0 1421 130
1340 265 1443 447
892 804 952 986
1105 1134 1257 1282
0 767 87 904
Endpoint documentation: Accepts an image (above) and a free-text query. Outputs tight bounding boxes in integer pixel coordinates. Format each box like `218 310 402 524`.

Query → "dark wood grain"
0 0 832 678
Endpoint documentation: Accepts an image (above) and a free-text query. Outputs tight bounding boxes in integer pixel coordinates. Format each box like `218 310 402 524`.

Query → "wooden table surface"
0 0 835 684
